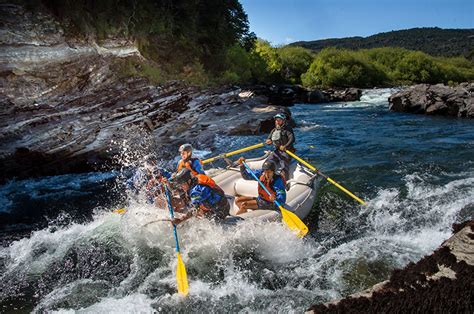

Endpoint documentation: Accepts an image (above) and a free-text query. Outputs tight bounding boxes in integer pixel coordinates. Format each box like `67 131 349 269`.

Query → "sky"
239 0 474 45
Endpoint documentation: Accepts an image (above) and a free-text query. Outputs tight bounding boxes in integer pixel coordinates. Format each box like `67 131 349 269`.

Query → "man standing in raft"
265 113 295 180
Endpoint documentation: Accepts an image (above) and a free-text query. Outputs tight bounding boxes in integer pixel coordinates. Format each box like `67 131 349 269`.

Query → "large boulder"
388 83 474 117
307 221 474 313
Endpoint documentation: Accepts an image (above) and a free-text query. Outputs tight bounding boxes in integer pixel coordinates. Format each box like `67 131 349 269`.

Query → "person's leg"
235 196 254 209
276 150 290 180
236 198 258 215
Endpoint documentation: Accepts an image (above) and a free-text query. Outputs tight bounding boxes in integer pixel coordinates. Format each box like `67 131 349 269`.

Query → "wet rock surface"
307 220 474 313
388 83 474 118
0 3 358 183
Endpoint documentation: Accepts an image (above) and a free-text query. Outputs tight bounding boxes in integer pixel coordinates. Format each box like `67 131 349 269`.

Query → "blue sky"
240 0 474 45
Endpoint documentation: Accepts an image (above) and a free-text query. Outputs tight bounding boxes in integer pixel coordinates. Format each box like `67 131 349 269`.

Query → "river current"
1 89 473 312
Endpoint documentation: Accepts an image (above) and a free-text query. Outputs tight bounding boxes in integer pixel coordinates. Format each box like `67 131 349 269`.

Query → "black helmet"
262 160 276 171
173 168 192 184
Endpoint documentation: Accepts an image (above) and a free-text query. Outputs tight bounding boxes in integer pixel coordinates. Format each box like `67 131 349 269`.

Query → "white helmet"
178 143 193 153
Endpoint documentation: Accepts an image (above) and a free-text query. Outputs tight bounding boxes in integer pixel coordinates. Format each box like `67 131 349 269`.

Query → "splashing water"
1 89 473 312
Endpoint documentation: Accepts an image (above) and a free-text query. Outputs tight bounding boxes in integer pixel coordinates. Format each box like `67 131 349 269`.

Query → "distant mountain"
291 28 474 58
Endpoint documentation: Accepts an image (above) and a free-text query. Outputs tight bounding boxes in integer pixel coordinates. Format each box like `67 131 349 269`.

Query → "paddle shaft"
284 150 367 206
164 185 181 252
202 143 264 164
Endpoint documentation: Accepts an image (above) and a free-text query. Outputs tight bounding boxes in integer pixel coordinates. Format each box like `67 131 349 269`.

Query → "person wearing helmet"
176 143 205 176
264 113 295 180
234 157 286 215
170 168 230 224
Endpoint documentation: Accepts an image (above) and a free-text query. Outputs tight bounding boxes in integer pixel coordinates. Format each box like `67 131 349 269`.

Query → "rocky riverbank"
0 3 362 183
307 220 474 313
388 83 474 118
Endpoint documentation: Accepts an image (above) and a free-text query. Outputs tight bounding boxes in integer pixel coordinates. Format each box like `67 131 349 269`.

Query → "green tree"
222 44 252 84
278 46 313 83
301 48 388 88
394 51 443 83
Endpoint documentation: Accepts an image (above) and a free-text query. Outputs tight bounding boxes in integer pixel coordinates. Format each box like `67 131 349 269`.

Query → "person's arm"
176 160 181 172
173 187 209 225
266 128 275 144
285 128 295 148
273 177 287 205
192 159 205 174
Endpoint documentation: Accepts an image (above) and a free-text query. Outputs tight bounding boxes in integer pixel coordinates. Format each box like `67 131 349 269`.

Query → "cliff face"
307 221 474 313
0 3 360 183
0 3 287 183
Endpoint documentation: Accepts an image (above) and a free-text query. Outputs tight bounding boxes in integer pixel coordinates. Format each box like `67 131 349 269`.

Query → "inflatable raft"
209 153 321 222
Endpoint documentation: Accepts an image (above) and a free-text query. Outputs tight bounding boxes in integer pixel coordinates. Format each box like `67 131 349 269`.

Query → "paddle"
164 184 189 296
113 208 127 214
202 142 264 164
242 162 308 238
284 150 367 206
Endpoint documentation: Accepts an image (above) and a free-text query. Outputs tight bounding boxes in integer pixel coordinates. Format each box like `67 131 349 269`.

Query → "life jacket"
177 157 204 176
195 174 217 188
270 124 295 150
192 174 227 213
258 173 286 203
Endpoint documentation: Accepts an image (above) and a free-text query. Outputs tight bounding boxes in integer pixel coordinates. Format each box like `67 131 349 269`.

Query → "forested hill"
291 28 474 58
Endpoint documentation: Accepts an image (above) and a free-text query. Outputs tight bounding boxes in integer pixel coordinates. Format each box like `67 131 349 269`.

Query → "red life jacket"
258 173 285 202
196 174 217 188
177 157 203 176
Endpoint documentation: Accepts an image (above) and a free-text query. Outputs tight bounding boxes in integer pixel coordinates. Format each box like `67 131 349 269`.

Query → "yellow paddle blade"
279 206 308 238
113 208 126 214
176 253 189 296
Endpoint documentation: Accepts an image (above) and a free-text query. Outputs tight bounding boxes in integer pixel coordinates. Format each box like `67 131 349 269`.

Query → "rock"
0 2 356 183
323 88 363 102
389 83 474 117
249 84 362 105
307 221 474 313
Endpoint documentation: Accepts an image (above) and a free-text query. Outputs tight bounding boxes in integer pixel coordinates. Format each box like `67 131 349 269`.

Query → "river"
1 89 473 312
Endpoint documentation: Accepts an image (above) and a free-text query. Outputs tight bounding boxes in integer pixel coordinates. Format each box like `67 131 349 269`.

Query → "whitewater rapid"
1 89 473 312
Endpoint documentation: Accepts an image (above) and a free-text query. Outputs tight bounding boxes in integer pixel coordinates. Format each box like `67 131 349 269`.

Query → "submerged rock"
307 220 474 313
388 83 474 118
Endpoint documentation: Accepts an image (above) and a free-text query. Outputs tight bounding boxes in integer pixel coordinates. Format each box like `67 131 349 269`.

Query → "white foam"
53 293 155 314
